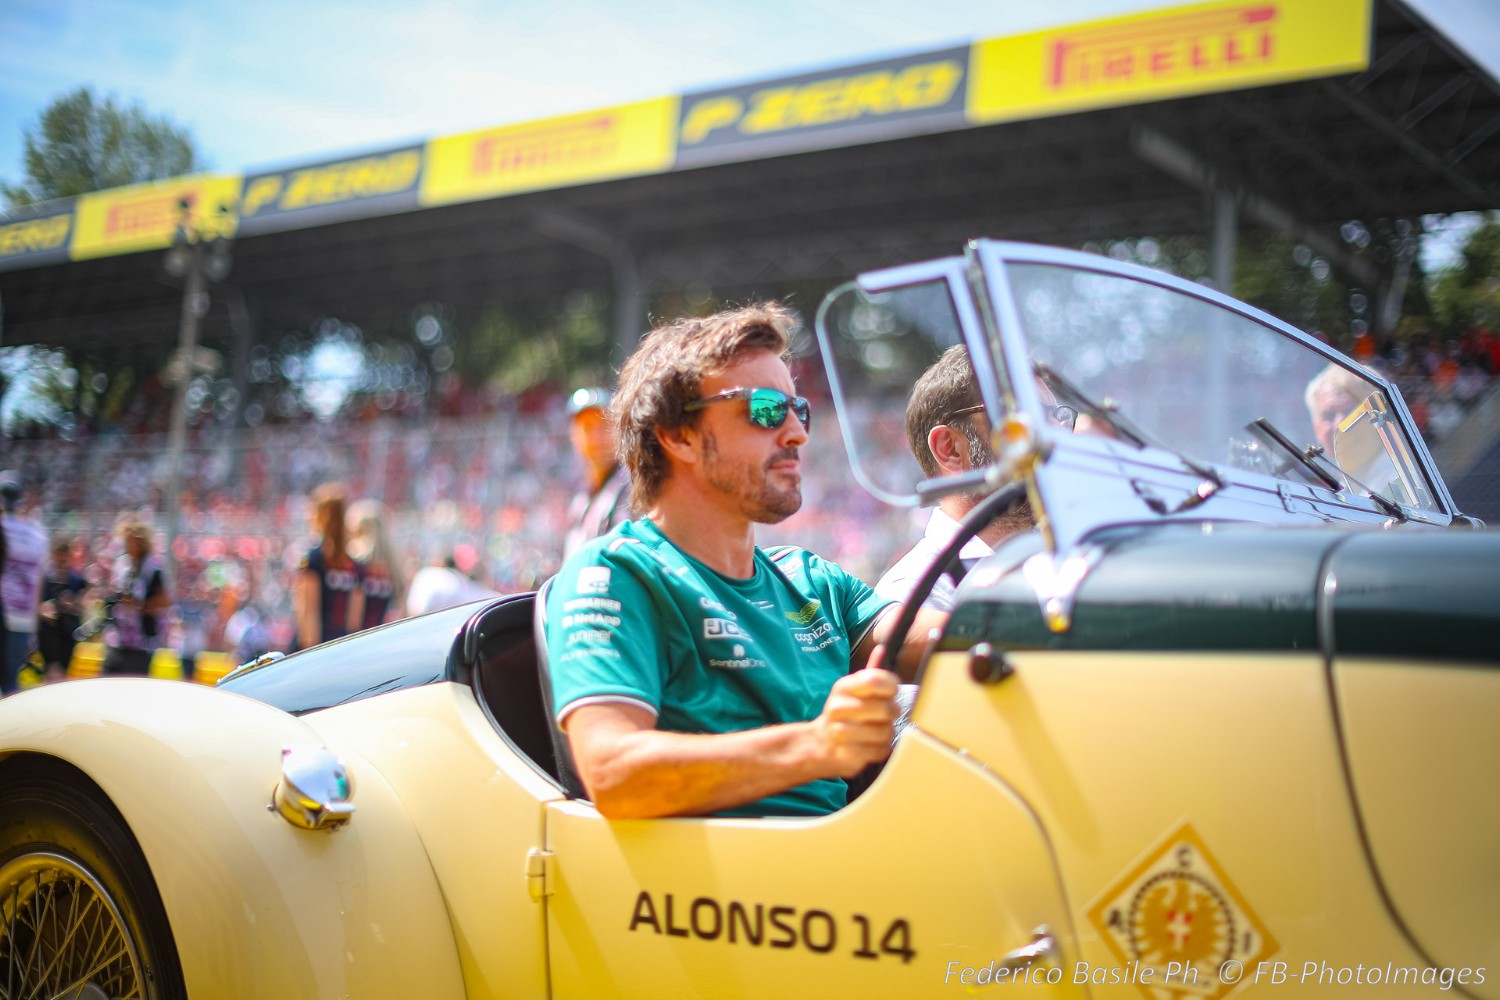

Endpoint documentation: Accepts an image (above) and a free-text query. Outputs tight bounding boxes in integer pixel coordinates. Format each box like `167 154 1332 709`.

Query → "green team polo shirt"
547 517 894 817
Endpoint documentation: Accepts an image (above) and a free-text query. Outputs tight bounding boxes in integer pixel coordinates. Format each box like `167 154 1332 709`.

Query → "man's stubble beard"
701 428 803 524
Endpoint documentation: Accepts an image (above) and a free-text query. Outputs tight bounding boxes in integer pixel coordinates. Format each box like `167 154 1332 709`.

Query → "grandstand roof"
2 0 1496 364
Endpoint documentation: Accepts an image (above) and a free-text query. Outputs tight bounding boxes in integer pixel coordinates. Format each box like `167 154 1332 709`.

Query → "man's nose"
779 411 809 446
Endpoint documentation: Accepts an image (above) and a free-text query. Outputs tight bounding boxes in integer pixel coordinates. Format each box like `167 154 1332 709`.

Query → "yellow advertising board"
968 0 1370 125
422 98 677 207
72 175 243 260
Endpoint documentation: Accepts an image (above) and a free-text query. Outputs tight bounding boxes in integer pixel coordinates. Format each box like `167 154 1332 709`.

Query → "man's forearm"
578 723 831 819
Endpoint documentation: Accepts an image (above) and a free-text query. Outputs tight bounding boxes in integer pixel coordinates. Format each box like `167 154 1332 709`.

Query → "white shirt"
1 513 48 633
874 508 994 613
405 566 500 617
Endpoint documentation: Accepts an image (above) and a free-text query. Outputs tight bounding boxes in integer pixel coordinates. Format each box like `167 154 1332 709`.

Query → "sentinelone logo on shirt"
708 642 768 670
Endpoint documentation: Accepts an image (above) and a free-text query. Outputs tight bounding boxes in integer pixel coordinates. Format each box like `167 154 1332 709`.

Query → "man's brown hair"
905 344 984 479
613 303 796 511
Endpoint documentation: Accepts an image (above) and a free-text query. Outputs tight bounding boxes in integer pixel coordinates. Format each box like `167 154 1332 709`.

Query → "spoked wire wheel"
0 758 184 1000
1 849 145 1000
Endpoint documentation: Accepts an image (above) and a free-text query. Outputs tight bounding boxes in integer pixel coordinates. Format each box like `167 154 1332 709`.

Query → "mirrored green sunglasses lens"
747 389 810 431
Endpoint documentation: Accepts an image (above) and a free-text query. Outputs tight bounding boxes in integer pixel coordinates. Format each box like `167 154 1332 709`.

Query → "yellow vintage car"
1 241 1495 999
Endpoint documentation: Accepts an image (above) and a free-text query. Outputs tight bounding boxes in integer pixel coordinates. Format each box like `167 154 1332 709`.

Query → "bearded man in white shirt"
874 346 1056 612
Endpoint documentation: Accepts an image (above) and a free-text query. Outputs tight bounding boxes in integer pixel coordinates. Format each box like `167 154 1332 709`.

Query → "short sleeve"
545 540 667 725
828 561 895 648
770 545 895 651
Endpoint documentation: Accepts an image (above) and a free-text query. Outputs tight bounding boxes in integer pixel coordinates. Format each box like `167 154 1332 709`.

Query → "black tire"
0 757 187 1000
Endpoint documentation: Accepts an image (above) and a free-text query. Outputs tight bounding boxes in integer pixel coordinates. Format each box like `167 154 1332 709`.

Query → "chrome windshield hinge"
1021 544 1102 634
526 848 555 901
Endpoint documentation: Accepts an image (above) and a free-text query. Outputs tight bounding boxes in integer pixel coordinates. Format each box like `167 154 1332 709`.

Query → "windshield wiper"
1033 362 1149 448
1035 362 1224 512
1246 417 1407 521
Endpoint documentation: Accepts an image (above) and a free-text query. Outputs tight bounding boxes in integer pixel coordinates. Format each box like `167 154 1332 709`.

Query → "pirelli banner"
420 99 677 208
71 175 242 261
968 0 1370 125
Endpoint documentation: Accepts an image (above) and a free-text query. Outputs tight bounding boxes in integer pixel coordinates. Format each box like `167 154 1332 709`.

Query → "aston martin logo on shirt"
784 600 822 625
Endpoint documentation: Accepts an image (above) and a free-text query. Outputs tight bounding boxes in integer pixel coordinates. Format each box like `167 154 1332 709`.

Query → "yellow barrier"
63 644 237 682
192 650 237 686
149 648 184 681
70 642 105 678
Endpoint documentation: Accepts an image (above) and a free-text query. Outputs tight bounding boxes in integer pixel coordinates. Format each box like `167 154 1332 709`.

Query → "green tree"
1431 216 1500 334
2 87 203 211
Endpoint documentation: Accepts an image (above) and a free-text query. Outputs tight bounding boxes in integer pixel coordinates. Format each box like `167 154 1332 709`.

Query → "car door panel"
544 728 1079 997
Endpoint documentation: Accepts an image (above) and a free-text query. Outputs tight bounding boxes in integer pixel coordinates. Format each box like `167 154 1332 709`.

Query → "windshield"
1005 262 1440 513
814 247 1445 524
816 277 970 504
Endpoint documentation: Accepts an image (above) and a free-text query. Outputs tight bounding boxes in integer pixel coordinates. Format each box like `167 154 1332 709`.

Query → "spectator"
37 535 86 683
292 484 363 649
405 552 499 616
1304 363 1371 456
347 498 405 630
103 518 170 677
561 386 631 561
1 472 48 695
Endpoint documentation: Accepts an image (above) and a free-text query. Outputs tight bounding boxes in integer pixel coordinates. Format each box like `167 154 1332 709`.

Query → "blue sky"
2 0 1495 180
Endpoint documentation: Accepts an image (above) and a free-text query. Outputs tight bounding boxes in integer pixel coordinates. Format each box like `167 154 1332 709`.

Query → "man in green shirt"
546 303 948 819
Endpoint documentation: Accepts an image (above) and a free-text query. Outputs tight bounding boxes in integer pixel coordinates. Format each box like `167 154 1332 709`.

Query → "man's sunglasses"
949 402 1078 430
684 387 812 432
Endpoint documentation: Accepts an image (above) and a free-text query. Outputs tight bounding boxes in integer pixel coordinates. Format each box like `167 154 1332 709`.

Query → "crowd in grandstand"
1 322 1495 679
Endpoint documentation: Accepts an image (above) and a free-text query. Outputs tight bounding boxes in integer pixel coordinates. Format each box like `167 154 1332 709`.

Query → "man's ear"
926 425 970 475
656 422 701 466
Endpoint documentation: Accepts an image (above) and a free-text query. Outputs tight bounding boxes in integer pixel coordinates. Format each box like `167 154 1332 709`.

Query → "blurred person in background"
1305 363 1371 456
175 578 219 681
103 519 171 677
405 548 499 616
562 386 631 560
292 483 363 650
347 498 405 630
37 535 86 683
223 583 272 664
1 472 47 695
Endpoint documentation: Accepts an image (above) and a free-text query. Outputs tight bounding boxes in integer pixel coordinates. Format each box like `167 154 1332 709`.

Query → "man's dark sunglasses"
684 387 812 432
949 402 1077 430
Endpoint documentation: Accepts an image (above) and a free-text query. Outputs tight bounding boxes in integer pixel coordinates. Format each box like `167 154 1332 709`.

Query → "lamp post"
162 200 232 585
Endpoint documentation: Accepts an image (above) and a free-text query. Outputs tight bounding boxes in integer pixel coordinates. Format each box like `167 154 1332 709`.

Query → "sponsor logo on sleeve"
577 566 612 594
